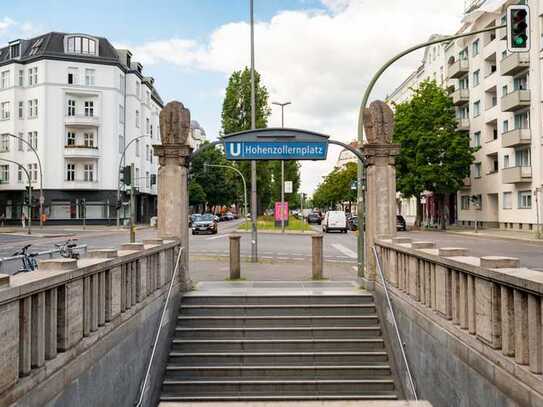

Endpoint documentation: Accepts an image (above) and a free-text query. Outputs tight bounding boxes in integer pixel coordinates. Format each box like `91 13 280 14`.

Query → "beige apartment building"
388 0 543 231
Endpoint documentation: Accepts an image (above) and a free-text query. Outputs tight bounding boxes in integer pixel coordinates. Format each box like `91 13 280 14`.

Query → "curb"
412 229 543 245
235 229 317 236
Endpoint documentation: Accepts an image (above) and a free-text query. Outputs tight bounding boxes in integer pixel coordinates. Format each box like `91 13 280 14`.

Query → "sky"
1 0 466 194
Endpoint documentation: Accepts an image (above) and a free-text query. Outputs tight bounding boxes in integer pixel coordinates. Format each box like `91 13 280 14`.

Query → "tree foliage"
393 80 477 227
188 181 206 207
312 162 357 209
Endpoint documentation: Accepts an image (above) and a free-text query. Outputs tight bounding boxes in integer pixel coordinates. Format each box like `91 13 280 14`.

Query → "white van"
322 211 348 233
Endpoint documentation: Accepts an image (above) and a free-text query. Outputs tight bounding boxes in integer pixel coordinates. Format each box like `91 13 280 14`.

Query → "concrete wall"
375 285 523 407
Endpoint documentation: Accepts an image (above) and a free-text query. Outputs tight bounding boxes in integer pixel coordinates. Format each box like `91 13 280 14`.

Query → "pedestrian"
21 212 27 229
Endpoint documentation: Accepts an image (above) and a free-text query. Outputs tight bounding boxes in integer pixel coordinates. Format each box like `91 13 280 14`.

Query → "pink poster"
274 202 288 221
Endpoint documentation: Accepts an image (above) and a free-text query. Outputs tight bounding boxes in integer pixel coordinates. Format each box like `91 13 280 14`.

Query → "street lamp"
116 135 150 228
272 101 291 233
3 133 44 228
249 0 258 262
0 157 32 234
204 163 248 227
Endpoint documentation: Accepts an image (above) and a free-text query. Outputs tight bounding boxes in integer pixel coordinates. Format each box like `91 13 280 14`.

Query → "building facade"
0 32 164 224
190 120 207 151
388 0 543 231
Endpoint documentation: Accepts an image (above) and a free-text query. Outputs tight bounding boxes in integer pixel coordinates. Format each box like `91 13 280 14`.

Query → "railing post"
312 234 324 280
229 234 241 280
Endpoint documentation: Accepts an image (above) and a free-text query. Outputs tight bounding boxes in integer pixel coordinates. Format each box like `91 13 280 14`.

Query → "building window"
135 168 139 187
10 43 20 59
136 82 140 99
18 101 23 119
0 134 9 152
1 102 10 120
473 101 480 117
83 164 94 182
67 68 78 85
0 164 8 183
473 70 480 87
18 70 23 87
514 112 529 129
85 69 95 86
502 85 508 97
473 131 481 147
472 39 480 56
119 105 124 123
84 132 95 147
17 133 24 151
461 196 470 210
67 132 76 146
67 99 76 116
1 71 10 89
146 171 150 188
513 76 527 91
146 118 150 134
136 139 140 156
17 166 23 183
474 163 482 178
27 131 37 150
146 145 150 161
66 35 98 55
66 163 75 181
502 120 509 133
516 149 531 167
27 163 38 183
150 124 153 138
503 192 512 209
118 135 124 153
136 110 140 127
84 101 94 117
28 99 38 118
459 47 468 60
28 67 38 86
518 191 532 209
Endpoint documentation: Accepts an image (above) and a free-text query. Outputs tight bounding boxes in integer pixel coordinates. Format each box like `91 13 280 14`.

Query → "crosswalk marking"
332 243 357 258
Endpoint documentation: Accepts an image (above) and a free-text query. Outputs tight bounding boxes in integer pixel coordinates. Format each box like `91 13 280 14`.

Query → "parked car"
322 210 348 233
192 213 218 235
307 212 322 225
348 216 358 231
221 212 235 221
396 214 407 231
189 214 201 227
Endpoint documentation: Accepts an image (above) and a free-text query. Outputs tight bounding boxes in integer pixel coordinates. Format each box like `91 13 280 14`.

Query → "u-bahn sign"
222 128 329 161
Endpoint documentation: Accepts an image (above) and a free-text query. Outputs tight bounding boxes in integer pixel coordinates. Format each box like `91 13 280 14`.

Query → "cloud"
0 17 40 44
124 0 464 193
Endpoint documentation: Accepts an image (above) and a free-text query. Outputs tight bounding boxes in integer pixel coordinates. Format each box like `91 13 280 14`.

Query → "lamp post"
249 0 258 262
0 157 32 235
204 163 248 227
272 101 291 233
3 133 44 228
116 135 149 228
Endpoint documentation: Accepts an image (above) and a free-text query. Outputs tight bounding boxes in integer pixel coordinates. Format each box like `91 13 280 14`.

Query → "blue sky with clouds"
1 0 464 193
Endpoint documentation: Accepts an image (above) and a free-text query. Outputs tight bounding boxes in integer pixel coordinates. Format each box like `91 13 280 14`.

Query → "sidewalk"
418 227 543 244
0 224 153 237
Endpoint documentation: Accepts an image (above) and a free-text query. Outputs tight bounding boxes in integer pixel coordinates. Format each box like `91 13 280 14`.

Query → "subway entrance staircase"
159 281 400 403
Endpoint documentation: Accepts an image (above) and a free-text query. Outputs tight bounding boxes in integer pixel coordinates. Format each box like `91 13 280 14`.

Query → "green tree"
221 67 272 214
270 161 301 208
188 181 206 209
393 80 477 229
312 162 357 211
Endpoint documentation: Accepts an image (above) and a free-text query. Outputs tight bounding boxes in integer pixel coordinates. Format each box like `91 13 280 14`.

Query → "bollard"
229 235 241 280
312 234 324 280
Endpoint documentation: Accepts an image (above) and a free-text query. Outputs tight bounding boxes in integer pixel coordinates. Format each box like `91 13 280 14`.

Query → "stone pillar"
312 234 324 280
154 101 193 284
229 235 241 280
362 101 400 286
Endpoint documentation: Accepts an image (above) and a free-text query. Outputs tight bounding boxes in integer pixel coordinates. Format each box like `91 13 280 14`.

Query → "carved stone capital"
363 143 400 166
153 144 193 167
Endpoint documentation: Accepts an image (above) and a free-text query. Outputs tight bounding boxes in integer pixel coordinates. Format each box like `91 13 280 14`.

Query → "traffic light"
507 5 530 52
121 166 131 185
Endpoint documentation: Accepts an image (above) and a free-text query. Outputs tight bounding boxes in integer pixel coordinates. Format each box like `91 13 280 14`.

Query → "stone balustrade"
376 237 543 402
0 239 181 404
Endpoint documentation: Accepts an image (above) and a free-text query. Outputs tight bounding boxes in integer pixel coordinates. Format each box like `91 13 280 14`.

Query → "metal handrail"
135 246 184 407
372 246 418 400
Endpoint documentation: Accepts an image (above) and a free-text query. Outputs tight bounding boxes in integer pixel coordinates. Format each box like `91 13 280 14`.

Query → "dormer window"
9 42 20 59
65 35 98 56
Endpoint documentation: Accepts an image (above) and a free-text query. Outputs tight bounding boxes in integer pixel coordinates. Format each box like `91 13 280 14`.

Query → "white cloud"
0 17 40 44
125 0 464 193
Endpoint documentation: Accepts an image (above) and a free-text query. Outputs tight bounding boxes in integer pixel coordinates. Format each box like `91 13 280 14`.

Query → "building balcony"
502 166 532 184
64 145 99 158
448 59 469 79
501 90 530 112
461 177 471 189
63 179 99 189
501 128 531 148
451 89 469 106
64 114 100 127
500 53 529 76
456 118 470 131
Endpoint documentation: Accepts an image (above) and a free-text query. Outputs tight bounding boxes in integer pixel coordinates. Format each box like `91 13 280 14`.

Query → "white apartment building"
190 120 207 151
388 0 543 231
0 32 164 224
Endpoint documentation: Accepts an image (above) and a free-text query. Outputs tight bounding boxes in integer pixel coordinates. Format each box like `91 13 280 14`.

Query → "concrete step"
179 304 377 316
177 315 379 328
161 379 396 397
174 326 383 340
168 351 389 366
160 394 398 402
171 338 385 353
163 365 393 380
181 294 375 306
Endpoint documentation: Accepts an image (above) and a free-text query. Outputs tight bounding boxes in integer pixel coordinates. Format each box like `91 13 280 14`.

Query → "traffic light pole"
130 163 136 243
356 23 505 279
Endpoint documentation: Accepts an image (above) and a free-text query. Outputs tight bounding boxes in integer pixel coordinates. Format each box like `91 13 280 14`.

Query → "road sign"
285 181 293 194
223 128 329 161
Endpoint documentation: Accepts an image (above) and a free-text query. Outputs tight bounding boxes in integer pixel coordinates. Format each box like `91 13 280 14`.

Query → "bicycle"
12 244 38 274
55 238 80 260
